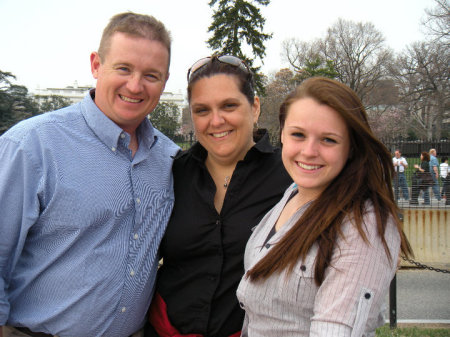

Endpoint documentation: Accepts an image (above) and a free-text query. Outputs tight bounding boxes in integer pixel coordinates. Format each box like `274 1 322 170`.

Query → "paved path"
386 269 450 323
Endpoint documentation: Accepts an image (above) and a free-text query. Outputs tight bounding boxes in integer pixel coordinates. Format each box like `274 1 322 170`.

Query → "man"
0 12 179 337
392 149 409 201
440 157 449 204
428 148 441 202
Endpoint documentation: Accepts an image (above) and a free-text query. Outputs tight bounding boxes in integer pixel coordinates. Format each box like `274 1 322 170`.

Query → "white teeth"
212 131 229 138
297 162 321 170
120 95 141 103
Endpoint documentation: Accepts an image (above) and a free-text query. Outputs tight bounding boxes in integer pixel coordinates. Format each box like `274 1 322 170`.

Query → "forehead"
106 32 169 65
191 74 242 99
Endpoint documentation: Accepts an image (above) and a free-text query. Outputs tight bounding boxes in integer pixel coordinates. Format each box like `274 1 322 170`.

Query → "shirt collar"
81 89 156 152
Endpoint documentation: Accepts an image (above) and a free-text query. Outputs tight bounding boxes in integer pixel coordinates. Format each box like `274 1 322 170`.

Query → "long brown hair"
247 77 412 286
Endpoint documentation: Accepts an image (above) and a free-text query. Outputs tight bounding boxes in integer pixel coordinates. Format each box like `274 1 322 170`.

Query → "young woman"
237 77 412 337
146 56 291 337
410 151 432 205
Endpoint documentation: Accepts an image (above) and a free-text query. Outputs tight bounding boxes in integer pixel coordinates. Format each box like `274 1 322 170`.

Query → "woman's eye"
193 108 208 115
223 103 237 110
292 132 304 138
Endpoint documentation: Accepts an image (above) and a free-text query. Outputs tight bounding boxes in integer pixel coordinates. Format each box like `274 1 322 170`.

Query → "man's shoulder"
152 128 180 155
2 104 80 143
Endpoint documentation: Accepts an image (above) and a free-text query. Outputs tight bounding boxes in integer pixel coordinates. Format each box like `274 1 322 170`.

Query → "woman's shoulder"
341 201 400 245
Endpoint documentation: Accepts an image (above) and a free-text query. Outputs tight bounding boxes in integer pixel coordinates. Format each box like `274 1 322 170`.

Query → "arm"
0 137 41 325
310 211 400 337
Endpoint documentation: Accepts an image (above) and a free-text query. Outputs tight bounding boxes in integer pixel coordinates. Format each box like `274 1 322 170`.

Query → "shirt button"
300 265 306 271
365 293 371 299
120 133 125 139
265 243 271 249
216 220 220 225
134 233 139 240
239 302 244 308
130 270 135 276
111 147 116 152
121 307 126 313
136 198 141 204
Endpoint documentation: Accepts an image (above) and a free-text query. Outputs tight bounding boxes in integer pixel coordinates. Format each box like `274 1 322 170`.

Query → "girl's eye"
118 67 129 72
323 137 337 144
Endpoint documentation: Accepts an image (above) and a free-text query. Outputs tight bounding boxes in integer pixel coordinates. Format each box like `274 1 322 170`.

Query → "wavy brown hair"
247 77 412 286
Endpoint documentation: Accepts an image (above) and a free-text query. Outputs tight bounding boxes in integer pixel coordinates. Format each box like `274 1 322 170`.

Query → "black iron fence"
174 134 450 209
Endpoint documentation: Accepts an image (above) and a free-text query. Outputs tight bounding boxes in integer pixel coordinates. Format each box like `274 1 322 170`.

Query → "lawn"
376 325 450 336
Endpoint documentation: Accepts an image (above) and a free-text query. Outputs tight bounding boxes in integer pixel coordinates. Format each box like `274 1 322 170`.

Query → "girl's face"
189 74 260 165
281 98 350 200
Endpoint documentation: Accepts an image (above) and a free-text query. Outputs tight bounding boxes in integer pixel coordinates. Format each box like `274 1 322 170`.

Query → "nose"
210 110 225 127
301 139 319 157
126 74 144 93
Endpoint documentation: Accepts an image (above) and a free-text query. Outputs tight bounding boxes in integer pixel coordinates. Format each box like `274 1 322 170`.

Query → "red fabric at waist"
149 292 241 337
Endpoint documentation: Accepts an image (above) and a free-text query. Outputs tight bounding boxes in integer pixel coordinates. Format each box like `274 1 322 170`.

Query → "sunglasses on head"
187 55 251 82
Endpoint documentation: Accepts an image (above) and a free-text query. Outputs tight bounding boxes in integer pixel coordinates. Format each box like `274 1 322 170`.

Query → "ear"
252 96 261 123
161 71 170 94
280 127 285 145
90 52 101 79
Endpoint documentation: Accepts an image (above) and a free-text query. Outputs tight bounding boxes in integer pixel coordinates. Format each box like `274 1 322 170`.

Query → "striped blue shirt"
0 91 179 337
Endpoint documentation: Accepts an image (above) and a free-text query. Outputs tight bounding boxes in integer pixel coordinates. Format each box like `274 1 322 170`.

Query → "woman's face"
189 74 260 165
281 98 350 199
421 154 424 161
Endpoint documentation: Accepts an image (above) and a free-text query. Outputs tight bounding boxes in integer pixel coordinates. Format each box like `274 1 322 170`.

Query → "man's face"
90 32 169 135
395 151 401 158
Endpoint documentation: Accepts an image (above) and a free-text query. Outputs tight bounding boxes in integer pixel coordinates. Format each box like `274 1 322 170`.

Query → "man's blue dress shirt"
0 91 179 337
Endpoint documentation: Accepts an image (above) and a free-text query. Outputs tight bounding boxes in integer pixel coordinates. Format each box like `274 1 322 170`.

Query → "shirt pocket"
351 287 374 337
288 245 319 310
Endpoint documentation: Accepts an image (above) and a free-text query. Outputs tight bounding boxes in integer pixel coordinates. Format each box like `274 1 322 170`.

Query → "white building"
34 81 186 118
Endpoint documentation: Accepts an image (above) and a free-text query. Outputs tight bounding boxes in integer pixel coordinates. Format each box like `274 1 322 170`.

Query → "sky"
0 0 434 96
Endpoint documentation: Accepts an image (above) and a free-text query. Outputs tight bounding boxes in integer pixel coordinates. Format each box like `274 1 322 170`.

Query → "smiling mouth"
211 131 231 138
119 94 142 103
297 162 322 170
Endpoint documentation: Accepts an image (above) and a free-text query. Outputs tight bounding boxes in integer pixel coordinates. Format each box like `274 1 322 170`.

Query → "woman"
147 55 292 336
237 77 412 336
410 152 431 205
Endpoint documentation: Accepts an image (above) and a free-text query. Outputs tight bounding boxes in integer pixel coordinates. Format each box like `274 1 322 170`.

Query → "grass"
376 325 450 336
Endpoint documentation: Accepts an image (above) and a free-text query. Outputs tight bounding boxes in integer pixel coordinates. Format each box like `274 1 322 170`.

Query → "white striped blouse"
237 184 400 337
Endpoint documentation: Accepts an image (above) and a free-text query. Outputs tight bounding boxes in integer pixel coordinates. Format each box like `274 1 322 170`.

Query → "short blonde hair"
98 12 171 67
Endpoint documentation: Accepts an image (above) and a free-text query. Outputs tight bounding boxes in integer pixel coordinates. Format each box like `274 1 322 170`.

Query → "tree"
422 0 450 45
0 70 39 134
149 102 181 140
282 39 338 84
390 41 449 140
283 19 393 106
34 95 72 114
259 68 296 138
207 0 272 95
321 19 393 104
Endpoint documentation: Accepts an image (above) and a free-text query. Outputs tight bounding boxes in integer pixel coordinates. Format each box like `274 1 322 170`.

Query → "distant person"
146 55 292 337
410 152 432 205
0 12 179 337
440 157 449 204
393 149 409 201
237 77 412 336
426 148 441 202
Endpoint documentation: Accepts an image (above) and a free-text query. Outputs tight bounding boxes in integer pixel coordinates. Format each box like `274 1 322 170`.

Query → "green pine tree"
207 0 272 95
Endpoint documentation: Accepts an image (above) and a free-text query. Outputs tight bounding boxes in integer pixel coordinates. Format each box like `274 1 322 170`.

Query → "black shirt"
154 131 292 337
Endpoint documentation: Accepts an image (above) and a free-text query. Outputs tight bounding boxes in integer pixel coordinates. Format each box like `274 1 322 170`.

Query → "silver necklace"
224 176 230 188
